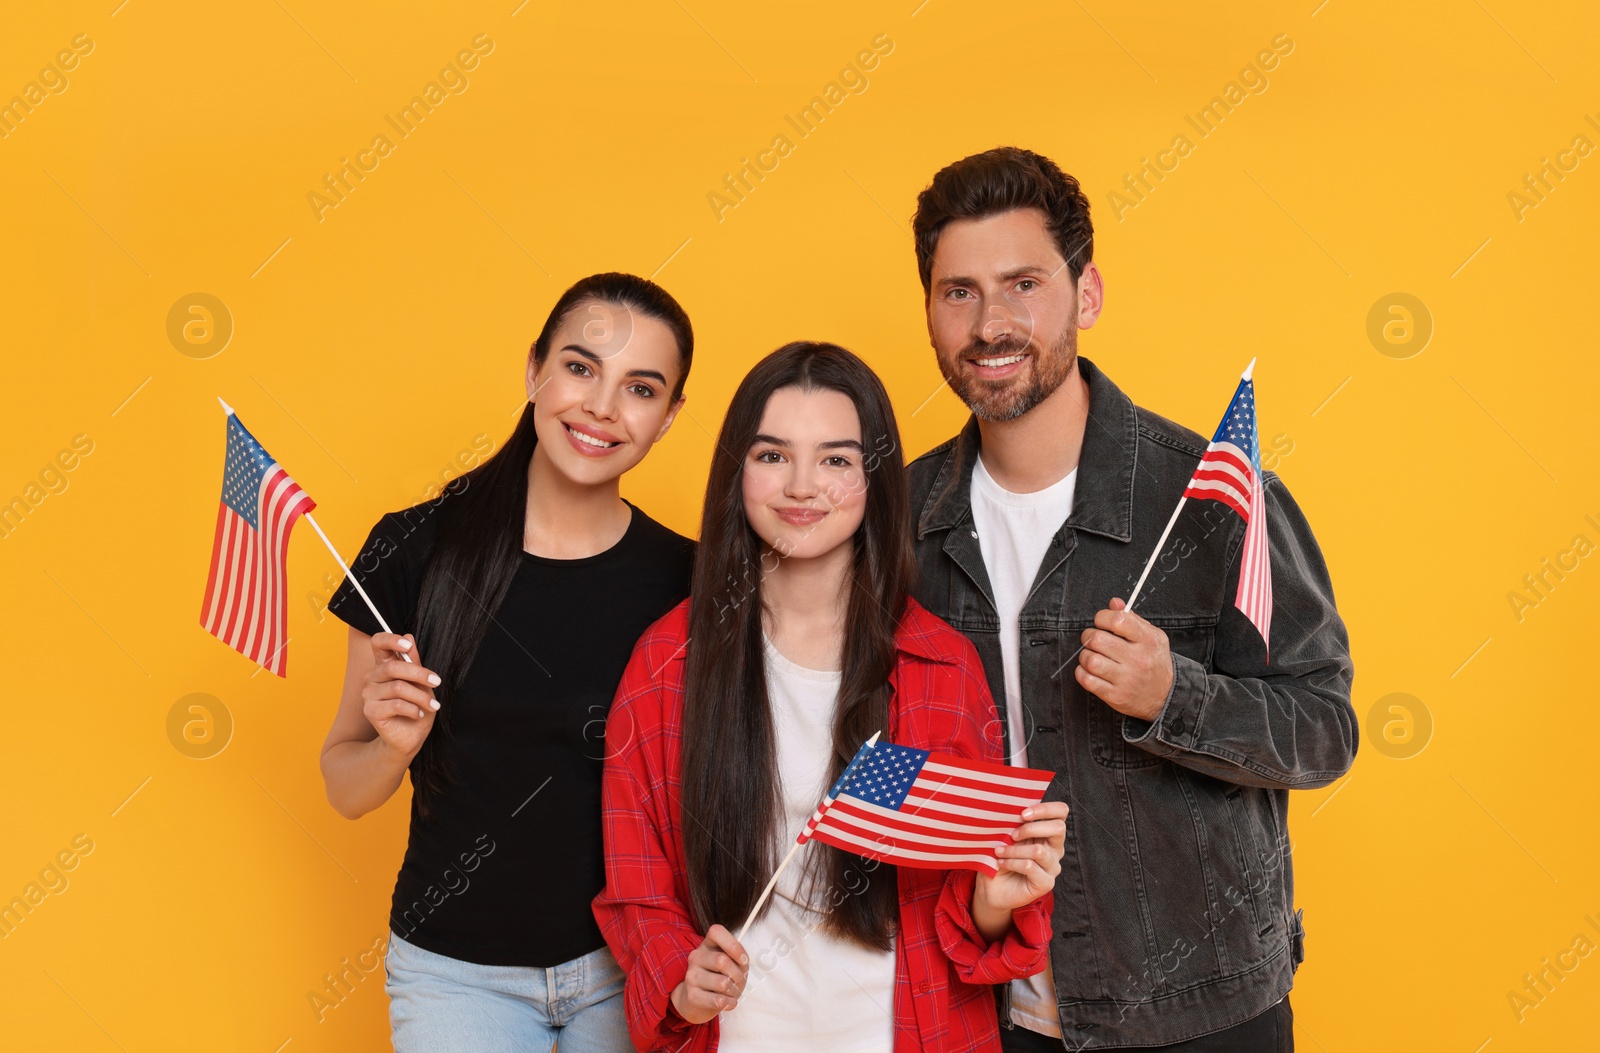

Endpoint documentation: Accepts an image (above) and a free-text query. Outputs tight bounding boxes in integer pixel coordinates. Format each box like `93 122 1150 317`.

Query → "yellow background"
3 0 1596 1049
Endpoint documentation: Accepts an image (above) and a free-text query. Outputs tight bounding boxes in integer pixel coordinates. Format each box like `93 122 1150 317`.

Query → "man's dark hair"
911 146 1094 297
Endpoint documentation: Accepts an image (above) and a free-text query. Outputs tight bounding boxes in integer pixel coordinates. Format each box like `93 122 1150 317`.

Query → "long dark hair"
407 272 694 817
680 342 915 950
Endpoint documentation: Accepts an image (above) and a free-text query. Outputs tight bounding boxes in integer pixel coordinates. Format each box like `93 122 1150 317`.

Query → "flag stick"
1123 498 1186 612
218 397 426 680
1120 358 1256 613
735 730 882 943
737 840 805 944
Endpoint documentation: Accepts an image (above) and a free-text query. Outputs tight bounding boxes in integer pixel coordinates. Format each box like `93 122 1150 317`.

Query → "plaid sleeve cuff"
934 869 1053 984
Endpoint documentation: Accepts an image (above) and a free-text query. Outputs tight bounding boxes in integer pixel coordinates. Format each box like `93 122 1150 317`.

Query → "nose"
980 291 1034 346
784 459 820 500
981 302 1015 344
582 381 620 423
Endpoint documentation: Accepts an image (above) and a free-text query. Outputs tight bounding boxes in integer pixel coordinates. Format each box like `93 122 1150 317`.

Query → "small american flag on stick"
1180 363 1272 652
798 735 1054 875
199 401 316 676
1125 359 1273 657
736 733 1055 942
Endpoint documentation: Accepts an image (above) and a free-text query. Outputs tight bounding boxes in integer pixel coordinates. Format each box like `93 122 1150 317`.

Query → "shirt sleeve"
932 650 1054 983
326 512 420 639
591 637 705 1052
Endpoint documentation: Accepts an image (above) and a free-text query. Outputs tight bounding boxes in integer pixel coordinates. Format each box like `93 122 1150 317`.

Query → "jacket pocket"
1222 786 1281 943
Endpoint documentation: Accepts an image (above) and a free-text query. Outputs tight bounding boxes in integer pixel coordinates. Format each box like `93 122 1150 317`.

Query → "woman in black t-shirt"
321 272 696 1053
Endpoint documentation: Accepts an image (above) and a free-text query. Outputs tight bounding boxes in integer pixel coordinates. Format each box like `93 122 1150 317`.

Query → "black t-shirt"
327 495 694 967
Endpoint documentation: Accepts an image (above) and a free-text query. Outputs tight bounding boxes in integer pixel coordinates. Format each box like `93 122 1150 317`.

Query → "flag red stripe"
265 485 314 674
200 503 230 631
913 766 1053 798
827 799 1015 841
252 470 294 666
1200 446 1251 477
919 754 1053 784
1190 467 1250 497
222 515 254 646
813 815 1009 855
807 826 1002 874
202 509 231 634
1184 483 1250 522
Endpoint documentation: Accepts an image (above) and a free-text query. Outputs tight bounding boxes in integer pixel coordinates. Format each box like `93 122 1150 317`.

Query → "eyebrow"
561 344 669 385
933 265 1050 291
752 433 864 452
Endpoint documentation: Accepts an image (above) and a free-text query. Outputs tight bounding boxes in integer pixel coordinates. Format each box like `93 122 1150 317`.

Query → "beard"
937 324 1078 423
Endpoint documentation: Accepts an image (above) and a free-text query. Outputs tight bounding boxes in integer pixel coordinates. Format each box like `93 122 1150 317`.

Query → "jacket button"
970 530 978 539
918 980 932 992
1168 716 1186 735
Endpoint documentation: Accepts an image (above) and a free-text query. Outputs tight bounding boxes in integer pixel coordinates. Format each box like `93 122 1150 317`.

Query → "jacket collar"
915 355 1138 544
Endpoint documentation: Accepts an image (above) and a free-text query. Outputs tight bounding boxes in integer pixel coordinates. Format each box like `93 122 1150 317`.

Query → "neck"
522 444 630 558
760 539 853 670
976 358 1090 493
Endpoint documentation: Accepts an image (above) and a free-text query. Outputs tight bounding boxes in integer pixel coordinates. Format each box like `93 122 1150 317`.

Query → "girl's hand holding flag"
972 798 1070 940
359 632 442 761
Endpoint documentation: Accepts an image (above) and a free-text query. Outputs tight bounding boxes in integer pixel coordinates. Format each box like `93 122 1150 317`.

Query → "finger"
1075 664 1115 700
1010 820 1066 842
1020 802 1070 822
704 924 751 971
688 965 740 996
1093 605 1135 639
375 678 438 712
686 982 735 1015
376 655 441 687
1078 650 1121 681
1000 856 1056 888
1080 627 1135 663
997 841 1050 863
375 696 433 721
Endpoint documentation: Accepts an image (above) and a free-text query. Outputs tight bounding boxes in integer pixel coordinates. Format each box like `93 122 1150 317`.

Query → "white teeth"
975 354 1026 367
567 425 617 448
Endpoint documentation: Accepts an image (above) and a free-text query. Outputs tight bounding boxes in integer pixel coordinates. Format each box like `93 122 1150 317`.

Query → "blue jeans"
385 931 630 1053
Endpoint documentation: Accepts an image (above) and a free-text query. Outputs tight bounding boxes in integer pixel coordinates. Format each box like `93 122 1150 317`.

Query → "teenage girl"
594 342 1069 1052
320 272 696 1052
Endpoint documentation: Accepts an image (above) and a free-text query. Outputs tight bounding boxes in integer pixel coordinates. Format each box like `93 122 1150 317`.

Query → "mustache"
959 335 1033 360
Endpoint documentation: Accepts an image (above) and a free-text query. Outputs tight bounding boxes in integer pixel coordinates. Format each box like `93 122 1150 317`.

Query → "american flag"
797 736 1054 875
199 408 316 677
1181 366 1273 654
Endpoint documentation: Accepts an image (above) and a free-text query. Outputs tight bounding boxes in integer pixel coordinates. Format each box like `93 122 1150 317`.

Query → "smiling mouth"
971 353 1027 368
565 424 620 449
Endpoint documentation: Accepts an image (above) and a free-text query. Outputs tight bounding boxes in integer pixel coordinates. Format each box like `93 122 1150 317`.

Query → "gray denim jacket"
907 356 1356 1048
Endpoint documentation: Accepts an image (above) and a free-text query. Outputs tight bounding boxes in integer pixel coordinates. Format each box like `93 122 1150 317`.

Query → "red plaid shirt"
592 597 1054 1053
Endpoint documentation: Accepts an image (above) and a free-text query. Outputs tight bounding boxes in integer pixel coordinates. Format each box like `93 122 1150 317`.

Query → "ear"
525 354 544 402
1075 261 1105 330
653 394 687 444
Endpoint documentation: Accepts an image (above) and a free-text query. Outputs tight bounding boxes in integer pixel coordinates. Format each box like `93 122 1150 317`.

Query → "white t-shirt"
717 636 896 1053
969 452 1076 1039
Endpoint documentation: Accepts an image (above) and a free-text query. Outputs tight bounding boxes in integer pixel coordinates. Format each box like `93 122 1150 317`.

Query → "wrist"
372 734 420 771
971 877 1014 942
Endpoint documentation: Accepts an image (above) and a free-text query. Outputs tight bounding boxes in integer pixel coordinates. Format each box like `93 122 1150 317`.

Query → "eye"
566 360 592 377
754 450 785 464
823 455 854 468
948 288 971 301
1016 279 1037 291
628 382 657 399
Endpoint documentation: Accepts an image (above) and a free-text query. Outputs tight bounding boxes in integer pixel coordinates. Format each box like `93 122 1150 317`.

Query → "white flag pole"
738 840 805 944
1120 358 1256 613
735 731 882 943
218 397 424 676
